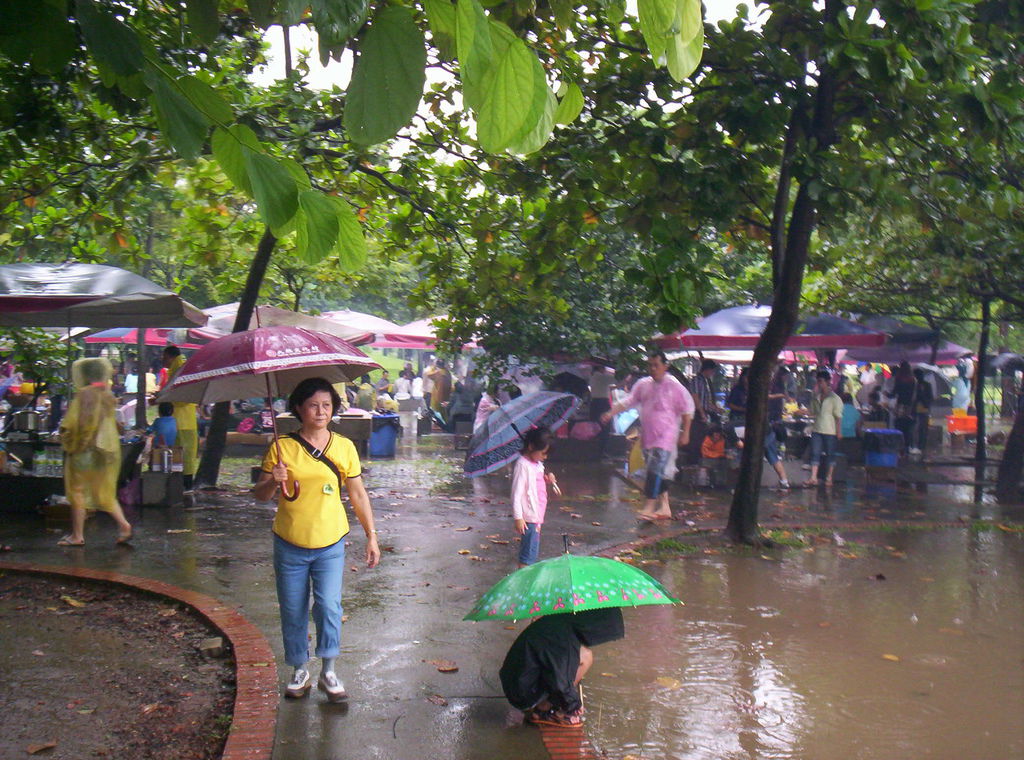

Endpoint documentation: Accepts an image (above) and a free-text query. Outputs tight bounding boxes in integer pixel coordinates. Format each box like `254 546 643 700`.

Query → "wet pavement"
1 414 1022 759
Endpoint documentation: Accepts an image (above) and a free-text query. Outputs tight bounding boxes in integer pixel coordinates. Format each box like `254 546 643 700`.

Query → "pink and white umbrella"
157 326 380 404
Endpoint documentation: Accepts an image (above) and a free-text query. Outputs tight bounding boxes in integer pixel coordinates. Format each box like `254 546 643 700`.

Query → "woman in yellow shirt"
254 377 380 702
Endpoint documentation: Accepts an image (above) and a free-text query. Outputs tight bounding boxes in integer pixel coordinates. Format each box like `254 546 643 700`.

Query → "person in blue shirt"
840 392 861 438
147 402 178 448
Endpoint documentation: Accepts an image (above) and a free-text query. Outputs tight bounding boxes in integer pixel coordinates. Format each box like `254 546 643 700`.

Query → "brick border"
0 561 278 760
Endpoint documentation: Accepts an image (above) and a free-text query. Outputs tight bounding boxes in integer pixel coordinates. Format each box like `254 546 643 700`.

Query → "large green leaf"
456 0 494 110
176 76 234 125
76 0 145 78
553 82 584 125
637 0 677 60
186 0 220 45
423 0 458 61
279 0 309 26
475 22 548 152
345 6 426 146
248 0 276 28
330 196 367 269
311 0 370 65
145 70 211 159
507 86 556 155
243 148 299 232
665 11 703 81
677 0 701 43
0 0 76 74
296 191 341 263
211 125 262 194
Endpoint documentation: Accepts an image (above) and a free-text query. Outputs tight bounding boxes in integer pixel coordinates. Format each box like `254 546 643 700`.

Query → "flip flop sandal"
527 708 584 728
57 536 85 546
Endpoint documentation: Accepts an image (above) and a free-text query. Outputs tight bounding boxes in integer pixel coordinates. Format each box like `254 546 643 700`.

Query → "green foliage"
0 328 71 390
344 6 426 146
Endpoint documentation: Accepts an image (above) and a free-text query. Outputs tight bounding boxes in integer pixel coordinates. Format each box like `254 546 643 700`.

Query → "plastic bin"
946 415 977 434
865 451 898 468
863 429 904 453
369 414 400 457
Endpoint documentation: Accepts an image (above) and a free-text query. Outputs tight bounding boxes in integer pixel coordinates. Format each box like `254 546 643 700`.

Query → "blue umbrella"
463 391 579 477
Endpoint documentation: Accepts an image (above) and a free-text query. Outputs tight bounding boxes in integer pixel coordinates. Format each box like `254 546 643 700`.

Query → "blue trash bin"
369 414 400 458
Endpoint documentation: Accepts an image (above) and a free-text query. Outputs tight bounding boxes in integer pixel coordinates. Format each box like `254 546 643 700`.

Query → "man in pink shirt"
602 351 694 521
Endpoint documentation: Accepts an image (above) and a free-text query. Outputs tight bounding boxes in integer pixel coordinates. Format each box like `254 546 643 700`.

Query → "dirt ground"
0 572 235 760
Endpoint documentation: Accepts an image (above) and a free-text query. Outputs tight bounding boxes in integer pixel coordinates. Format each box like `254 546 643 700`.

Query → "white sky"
252 0 745 89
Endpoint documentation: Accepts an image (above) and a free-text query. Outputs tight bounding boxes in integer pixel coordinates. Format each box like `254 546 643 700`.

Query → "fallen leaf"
26 742 57 754
349 565 359 572
424 659 459 673
455 527 472 532
919 577 935 583
427 694 449 706
166 529 192 534
60 595 85 608
818 622 832 628
570 513 582 519
489 539 509 545
141 702 160 714
32 649 45 656
655 676 681 689
457 549 471 555
469 555 485 561
882 654 900 662
76 708 95 715
158 608 177 617
599 672 617 678
486 534 500 539
342 615 349 622
504 625 516 630
591 521 602 526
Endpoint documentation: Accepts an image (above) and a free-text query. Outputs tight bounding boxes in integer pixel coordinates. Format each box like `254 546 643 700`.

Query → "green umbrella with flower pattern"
464 550 681 622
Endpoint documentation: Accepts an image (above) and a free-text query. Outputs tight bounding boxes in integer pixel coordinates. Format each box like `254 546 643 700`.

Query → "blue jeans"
810 432 838 470
764 428 781 465
273 533 345 667
519 523 541 565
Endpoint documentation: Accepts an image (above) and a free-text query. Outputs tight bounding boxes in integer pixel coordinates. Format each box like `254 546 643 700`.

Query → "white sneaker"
285 667 311 698
318 670 348 702
909 447 922 455
778 481 790 490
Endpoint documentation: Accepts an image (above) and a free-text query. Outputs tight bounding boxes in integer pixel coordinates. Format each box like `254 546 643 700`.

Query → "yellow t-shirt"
261 433 362 548
165 355 198 431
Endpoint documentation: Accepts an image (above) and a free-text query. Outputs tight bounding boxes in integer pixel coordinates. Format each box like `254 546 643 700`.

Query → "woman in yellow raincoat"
58 358 132 546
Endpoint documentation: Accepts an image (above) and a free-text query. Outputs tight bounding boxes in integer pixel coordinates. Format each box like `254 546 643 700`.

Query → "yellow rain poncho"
61 358 121 513
164 354 198 478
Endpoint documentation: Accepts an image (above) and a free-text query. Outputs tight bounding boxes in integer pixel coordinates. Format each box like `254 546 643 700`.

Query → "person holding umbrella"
253 377 380 702
500 607 624 727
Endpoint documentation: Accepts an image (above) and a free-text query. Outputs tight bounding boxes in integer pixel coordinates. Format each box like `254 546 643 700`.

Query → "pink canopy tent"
373 316 438 349
655 305 887 350
84 327 202 350
192 304 375 345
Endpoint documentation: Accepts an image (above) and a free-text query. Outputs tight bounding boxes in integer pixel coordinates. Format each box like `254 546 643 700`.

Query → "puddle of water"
583 529 1024 759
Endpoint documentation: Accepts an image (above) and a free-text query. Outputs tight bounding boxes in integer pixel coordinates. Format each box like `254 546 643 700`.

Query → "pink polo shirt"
619 375 695 450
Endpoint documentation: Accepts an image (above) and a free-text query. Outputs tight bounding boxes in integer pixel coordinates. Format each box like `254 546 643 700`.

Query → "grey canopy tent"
0 262 206 328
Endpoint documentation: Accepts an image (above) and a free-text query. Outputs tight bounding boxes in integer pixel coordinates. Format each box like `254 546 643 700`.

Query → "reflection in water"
583 529 1024 759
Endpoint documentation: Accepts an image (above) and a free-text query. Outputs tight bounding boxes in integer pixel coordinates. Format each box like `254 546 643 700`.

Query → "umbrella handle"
282 479 300 501
265 363 302 501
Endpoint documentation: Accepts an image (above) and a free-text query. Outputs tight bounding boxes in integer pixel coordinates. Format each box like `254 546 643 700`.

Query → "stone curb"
593 518 976 558
0 560 278 760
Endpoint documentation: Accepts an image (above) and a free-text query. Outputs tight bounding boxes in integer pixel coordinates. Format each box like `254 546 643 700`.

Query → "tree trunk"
135 224 155 429
724 0 841 545
725 184 816 545
999 322 1016 418
995 406 1024 502
194 228 277 487
974 297 989 463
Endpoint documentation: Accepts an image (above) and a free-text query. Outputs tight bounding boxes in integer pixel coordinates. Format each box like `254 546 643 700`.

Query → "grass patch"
638 538 702 558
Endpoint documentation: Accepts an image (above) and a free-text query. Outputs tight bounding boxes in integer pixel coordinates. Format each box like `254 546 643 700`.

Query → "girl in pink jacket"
511 427 559 567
